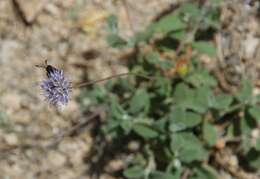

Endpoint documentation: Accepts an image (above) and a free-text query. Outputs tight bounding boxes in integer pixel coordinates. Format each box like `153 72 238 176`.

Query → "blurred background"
0 0 259 179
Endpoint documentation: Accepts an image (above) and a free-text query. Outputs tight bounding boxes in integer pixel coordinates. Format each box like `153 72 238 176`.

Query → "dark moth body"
46 65 58 78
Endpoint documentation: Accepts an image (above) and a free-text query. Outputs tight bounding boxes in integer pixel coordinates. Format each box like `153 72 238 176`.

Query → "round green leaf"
203 122 217 146
155 12 186 34
171 132 208 162
123 166 144 178
248 106 260 122
192 41 216 57
129 89 150 114
169 107 202 131
133 124 158 139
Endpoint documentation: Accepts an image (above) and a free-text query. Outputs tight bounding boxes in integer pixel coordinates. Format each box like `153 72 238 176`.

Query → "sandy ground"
0 0 174 178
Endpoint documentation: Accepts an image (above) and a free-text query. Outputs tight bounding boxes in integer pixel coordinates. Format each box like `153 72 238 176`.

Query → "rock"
0 40 23 64
4 133 19 146
14 0 49 24
1 92 22 113
215 138 226 149
127 140 140 152
60 101 80 119
243 35 259 59
12 110 31 124
45 3 60 17
251 129 259 139
106 159 124 172
59 138 88 166
228 155 238 167
47 151 67 167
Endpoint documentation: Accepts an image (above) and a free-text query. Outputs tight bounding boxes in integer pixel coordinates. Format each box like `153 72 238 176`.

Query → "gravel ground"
0 0 173 178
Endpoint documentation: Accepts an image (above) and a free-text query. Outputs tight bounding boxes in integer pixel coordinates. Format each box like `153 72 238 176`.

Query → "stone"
14 0 49 24
1 92 22 113
4 133 19 146
243 35 259 59
47 151 67 167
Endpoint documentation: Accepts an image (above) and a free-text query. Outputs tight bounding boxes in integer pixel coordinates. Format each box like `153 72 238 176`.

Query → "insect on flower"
36 60 153 107
36 60 71 107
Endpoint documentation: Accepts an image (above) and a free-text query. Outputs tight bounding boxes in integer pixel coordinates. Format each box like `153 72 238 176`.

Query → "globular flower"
40 66 71 107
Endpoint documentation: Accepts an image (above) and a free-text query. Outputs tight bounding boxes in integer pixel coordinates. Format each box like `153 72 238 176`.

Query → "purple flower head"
40 66 71 107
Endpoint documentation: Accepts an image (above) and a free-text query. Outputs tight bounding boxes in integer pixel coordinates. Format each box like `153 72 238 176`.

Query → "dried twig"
72 72 154 88
181 169 190 179
122 0 134 34
45 112 100 149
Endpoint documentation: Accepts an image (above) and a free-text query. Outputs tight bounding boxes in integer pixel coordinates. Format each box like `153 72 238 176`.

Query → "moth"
35 60 59 78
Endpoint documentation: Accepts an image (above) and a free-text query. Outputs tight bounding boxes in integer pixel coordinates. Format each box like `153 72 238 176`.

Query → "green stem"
144 145 155 179
176 2 209 55
219 102 248 118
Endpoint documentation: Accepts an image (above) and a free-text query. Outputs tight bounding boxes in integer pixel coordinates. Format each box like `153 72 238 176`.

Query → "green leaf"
120 117 132 134
106 15 118 34
153 77 172 97
170 133 184 151
113 77 135 92
235 80 253 102
169 107 186 132
241 136 252 154
185 112 202 128
248 106 260 122
173 83 194 109
211 94 233 110
150 170 181 179
245 149 260 169
189 87 213 113
179 3 200 17
255 138 260 151
173 83 191 103
192 41 216 57
171 132 207 162
81 85 107 106
179 146 207 163
203 10 220 30
169 107 202 132
240 116 256 135
129 89 150 114
208 0 222 5
133 124 158 139
0 111 8 127
203 122 217 146
132 24 155 44
158 60 174 70
110 95 126 120
226 122 235 138
175 85 214 114
251 94 260 105
155 12 186 34
103 117 121 135
153 119 167 133
145 51 161 65
145 51 174 70
191 165 218 179
185 70 217 88
123 166 144 178
169 30 186 41
107 34 128 48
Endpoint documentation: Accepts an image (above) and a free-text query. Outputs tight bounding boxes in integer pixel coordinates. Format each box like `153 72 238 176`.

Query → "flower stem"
71 72 154 88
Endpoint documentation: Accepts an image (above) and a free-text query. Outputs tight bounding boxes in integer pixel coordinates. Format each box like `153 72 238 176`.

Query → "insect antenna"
35 60 48 68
